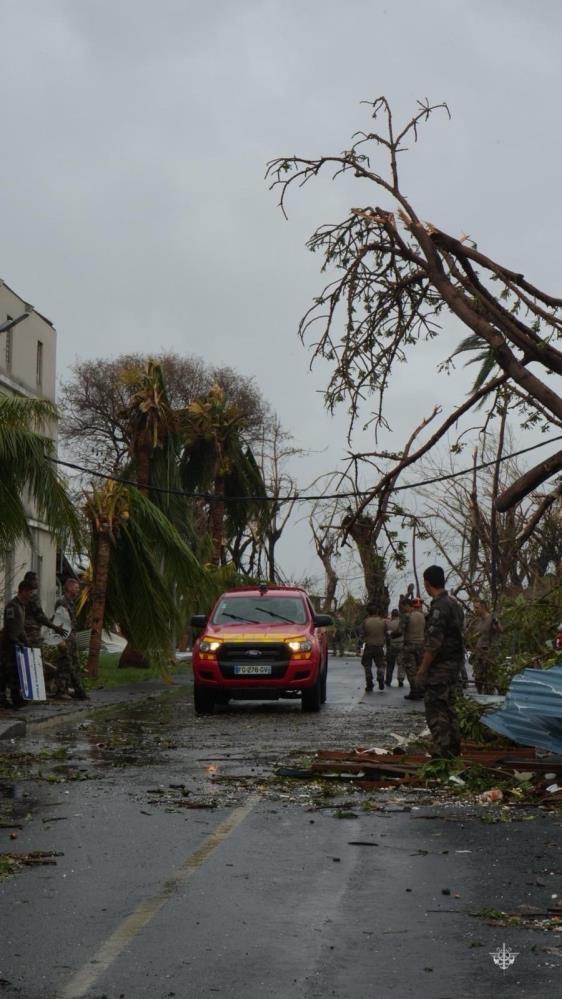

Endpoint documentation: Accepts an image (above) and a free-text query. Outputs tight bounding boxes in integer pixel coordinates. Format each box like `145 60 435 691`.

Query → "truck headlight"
287 639 312 653
199 639 221 652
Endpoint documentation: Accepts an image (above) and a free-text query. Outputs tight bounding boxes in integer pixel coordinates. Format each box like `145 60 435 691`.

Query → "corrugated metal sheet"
483 662 562 753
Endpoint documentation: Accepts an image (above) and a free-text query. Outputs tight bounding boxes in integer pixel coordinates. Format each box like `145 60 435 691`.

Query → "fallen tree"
267 97 562 516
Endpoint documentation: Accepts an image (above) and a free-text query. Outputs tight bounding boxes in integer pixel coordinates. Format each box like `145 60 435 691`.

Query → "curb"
0 677 192 741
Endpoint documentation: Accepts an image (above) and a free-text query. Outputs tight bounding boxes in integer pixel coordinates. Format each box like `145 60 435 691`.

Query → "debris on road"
275 745 562 809
472 906 562 932
478 787 503 804
0 850 63 877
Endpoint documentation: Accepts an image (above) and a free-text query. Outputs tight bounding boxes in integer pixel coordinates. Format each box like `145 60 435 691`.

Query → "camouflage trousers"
361 644 386 688
424 662 462 757
471 652 495 695
54 643 87 699
385 646 405 684
0 645 25 707
398 644 424 697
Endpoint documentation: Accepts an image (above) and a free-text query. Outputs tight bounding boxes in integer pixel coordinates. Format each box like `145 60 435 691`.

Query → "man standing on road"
361 604 387 692
385 609 404 687
0 580 35 709
415 566 464 759
468 599 501 694
53 579 88 700
402 598 426 701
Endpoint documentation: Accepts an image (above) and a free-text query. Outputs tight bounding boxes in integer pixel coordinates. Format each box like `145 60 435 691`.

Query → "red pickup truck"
191 585 332 714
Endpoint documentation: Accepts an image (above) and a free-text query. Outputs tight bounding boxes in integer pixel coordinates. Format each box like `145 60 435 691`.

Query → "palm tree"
119 361 183 666
121 361 178 495
180 384 266 565
0 393 81 555
84 480 129 676
83 479 209 677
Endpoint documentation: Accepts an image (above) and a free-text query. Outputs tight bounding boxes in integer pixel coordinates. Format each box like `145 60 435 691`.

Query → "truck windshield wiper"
253 607 297 624
221 612 260 624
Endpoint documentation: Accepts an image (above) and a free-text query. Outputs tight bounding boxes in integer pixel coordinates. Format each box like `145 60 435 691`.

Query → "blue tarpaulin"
483 662 562 754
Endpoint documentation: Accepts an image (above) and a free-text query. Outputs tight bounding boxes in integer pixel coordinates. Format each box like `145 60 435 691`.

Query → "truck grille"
217 642 290 679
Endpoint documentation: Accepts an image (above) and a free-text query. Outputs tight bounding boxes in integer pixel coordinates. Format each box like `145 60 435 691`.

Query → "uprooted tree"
267 98 562 524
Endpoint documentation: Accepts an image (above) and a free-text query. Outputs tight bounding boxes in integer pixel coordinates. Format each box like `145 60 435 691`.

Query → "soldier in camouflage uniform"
0 581 35 709
22 571 64 646
401 598 426 701
361 605 387 692
385 609 404 687
468 599 501 694
53 579 88 700
416 565 464 759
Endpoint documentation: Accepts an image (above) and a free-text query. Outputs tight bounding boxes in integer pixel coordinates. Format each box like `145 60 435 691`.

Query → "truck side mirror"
190 615 207 629
313 613 333 628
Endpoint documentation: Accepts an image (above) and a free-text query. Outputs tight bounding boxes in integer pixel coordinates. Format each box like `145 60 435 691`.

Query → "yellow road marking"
60 795 259 999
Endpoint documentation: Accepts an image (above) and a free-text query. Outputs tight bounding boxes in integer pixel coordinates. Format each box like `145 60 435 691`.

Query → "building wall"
0 279 59 616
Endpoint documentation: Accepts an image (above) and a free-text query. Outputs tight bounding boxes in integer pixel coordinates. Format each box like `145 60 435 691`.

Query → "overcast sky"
1 0 561 592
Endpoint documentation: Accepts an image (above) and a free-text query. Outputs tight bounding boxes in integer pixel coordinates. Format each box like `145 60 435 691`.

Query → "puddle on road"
0 780 35 823
2 687 434 821
52 696 185 770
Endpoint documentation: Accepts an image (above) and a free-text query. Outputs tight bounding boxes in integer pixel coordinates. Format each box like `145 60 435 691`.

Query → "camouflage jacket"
54 595 78 634
424 591 464 666
362 615 386 646
404 609 425 647
1 596 28 653
25 593 53 645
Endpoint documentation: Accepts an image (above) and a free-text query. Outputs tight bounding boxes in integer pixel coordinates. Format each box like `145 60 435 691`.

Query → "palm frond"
85 485 211 657
451 335 498 395
0 393 82 554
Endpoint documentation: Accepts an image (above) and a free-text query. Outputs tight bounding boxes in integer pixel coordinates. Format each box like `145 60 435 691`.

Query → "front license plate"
234 664 272 675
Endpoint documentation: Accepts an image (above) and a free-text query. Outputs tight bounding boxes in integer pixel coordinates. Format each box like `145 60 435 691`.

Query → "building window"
5 317 13 372
36 340 43 388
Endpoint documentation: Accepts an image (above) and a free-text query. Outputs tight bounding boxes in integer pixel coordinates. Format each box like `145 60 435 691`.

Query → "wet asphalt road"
0 657 561 999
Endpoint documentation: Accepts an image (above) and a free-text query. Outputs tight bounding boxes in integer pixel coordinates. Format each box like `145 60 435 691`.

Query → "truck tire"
194 684 215 715
320 661 328 704
302 675 322 713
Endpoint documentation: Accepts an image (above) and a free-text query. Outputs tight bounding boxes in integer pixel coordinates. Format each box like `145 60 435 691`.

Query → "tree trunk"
210 473 226 566
412 523 421 598
118 438 151 668
134 440 151 496
321 558 338 613
267 527 282 583
496 449 562 512
490 406 507 609
119 641 149 668
349 521 389 614
87 532 112 678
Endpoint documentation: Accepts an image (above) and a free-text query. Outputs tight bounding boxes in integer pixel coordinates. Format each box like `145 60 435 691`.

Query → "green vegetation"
83 652 191 690
454 696 507 744
0 394 81 556
490 587 562 691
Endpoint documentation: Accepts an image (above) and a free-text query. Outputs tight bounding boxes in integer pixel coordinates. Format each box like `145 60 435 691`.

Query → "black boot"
378 678 385 691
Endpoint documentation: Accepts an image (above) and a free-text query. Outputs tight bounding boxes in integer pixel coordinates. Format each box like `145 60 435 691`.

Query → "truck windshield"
212 596 308 626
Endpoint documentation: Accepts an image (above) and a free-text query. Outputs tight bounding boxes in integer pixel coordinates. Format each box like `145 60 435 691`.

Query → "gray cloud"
1 0 560 584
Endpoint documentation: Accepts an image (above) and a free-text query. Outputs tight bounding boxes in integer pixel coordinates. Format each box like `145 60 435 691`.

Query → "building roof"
0 278 55 329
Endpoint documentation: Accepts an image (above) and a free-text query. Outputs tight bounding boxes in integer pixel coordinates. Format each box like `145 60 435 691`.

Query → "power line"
50 433 562 504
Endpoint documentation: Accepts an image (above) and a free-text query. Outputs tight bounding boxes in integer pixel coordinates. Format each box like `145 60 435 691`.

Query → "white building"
0 278 58 615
